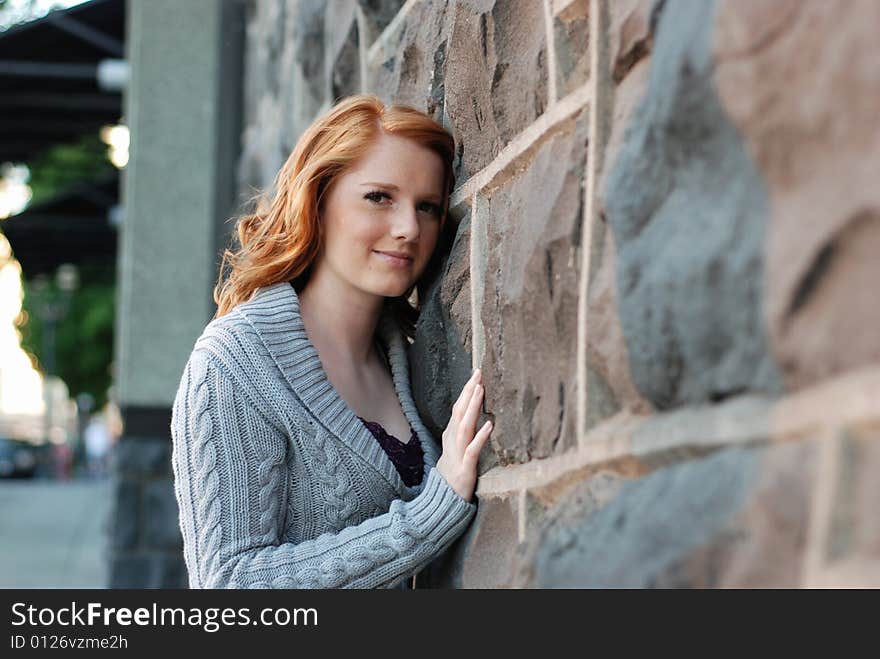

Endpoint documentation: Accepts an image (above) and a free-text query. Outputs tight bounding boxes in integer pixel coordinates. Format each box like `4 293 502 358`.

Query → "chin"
372 279 415 299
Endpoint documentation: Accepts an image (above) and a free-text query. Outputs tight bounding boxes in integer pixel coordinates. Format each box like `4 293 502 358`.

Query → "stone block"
444 0 549 180
459 494 520 588
532 438 818 587
479 108 588 464
325 0 360 100
516 470 625 587
553 0 589 99
410 212 475 448
108 553 152 589
114 438 172 478
239 0 327 192
586 215 654 424
713 0 880 392
238 0 289 192
142 479 184 551
824 426 880 570
417 491 524 589
108 551 186 589
357 0 407 45
608 0 653 83
368 0 453 120
602 0 782 410
149 553 189 589
110 476 140 551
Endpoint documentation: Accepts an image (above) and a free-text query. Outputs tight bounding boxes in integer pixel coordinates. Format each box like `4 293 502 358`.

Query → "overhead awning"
0 0 126 164
0 173 118 279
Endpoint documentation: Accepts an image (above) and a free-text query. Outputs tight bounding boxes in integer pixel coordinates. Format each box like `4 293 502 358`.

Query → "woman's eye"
419 203 442 216
365 191 390 204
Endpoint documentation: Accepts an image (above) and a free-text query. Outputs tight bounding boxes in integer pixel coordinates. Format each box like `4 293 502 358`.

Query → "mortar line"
449 82 590 214
356 5 369 93
543 0 558 106
801 428 840 587
578 0 609 448
476 366 880 498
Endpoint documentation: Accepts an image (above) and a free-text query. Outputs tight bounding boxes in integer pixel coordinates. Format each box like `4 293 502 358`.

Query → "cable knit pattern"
309 427 360 529
171 281 477 589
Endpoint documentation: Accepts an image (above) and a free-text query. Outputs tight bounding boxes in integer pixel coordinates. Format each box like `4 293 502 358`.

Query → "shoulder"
189 308 259 372
176 314 285 433
178 301 283 409
178 309 257 393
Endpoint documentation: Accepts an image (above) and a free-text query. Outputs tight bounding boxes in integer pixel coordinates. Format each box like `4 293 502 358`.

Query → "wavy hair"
213 94 457 341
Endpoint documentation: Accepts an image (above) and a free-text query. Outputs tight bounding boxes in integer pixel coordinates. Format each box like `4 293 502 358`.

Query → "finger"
458 383 484 446
452 371 477 414
465 420 492 460
452 370 481 421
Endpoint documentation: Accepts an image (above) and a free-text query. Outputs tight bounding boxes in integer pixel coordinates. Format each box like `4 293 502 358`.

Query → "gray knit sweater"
170 281 477 588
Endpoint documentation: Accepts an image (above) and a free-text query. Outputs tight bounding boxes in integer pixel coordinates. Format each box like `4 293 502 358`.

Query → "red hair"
213 94 457 340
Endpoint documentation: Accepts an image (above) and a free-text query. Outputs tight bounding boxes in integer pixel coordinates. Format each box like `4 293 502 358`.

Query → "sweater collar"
238 281 439 499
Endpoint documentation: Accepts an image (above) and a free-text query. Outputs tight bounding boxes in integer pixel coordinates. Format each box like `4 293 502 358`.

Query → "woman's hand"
435 368 493 503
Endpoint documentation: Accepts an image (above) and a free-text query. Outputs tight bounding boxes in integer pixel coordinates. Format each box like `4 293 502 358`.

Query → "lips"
376 250 414 260
374 250 414 267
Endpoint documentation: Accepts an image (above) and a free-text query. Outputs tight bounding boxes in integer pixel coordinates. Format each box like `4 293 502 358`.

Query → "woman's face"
315 131 446 300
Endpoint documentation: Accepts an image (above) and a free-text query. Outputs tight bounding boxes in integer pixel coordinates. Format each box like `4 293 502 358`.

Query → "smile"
374 251 414 268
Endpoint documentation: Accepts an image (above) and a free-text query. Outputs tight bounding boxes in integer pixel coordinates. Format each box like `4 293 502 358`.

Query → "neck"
296 271 385 371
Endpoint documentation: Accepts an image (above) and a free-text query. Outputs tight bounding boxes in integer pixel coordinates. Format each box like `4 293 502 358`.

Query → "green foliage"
17 263 115 410
26 135 115 206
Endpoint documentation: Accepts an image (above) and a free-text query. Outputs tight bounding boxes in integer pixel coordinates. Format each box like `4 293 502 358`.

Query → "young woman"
170 94 493 589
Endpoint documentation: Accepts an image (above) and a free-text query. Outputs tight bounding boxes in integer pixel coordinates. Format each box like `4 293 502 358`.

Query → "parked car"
0 437 39 478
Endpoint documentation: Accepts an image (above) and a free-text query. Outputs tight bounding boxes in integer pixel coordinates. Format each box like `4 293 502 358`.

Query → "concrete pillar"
109 0 243 588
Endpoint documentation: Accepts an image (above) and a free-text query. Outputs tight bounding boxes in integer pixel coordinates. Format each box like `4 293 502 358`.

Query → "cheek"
329 217 380 252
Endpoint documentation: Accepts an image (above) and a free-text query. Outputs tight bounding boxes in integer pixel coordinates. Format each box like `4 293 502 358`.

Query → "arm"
170 349 477 589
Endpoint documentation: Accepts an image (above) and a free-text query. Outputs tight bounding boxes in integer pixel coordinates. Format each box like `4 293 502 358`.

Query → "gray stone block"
149 553 188 589
554 0 589 99
602 0 783 409
114 438 172 478
535 446 758 587
110 476 140 551
108 553 153 589
410 212 474 444
357 0 406 43
142 479 184 551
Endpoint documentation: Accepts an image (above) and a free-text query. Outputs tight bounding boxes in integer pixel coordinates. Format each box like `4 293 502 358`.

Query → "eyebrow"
359 182 443 203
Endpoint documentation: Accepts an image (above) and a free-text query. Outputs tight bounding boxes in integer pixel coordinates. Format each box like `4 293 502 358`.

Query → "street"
0 477 112 588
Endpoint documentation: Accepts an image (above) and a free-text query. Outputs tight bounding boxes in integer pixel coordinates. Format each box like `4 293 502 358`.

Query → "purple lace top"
357 416 424 487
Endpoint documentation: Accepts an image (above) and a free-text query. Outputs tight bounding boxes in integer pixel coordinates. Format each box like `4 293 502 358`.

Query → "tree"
17 263 115 411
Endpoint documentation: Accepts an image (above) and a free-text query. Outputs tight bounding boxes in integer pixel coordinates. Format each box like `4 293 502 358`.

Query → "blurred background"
0 0 123 587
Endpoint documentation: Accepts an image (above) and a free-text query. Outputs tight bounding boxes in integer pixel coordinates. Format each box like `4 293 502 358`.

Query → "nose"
391 204 420 241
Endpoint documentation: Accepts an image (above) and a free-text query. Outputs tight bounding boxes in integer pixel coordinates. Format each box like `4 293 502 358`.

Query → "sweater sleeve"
170 348 477 589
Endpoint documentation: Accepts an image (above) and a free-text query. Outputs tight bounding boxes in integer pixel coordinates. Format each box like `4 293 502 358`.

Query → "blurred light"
100 124 129 169
0 164 31 219
108 204 123 228
56 263 79 292
96 59 129 92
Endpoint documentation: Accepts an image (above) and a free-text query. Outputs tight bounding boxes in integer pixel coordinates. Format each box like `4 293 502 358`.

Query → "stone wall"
239 0 880 587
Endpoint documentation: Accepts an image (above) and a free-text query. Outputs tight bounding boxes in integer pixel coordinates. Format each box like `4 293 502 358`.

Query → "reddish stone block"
714 0 880 392
479 109 588 464
445 0 549 180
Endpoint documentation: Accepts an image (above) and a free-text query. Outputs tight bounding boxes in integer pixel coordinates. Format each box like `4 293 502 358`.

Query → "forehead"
344 132 445 191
